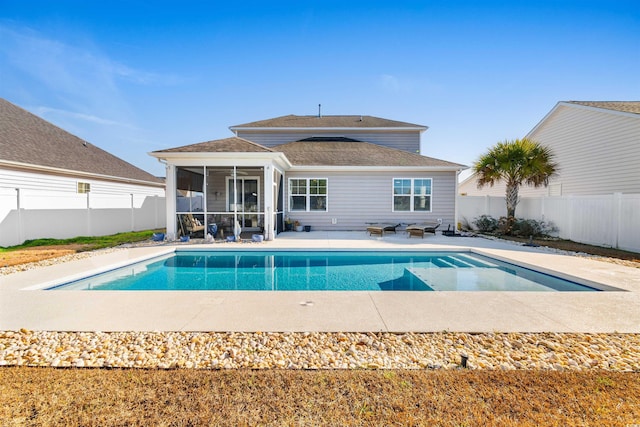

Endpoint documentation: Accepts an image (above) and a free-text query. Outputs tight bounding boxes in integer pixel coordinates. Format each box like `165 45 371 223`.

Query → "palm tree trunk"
505 182 519 234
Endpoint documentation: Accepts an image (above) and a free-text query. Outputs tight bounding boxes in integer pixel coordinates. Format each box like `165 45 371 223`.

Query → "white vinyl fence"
0 187 166 247
457 193 640 253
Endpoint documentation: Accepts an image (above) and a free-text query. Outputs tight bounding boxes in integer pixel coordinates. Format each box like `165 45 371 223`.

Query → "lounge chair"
366 223 400 236
406 222 440 238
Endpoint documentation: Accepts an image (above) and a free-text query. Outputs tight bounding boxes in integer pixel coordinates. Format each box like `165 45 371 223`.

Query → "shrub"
458 217 473 232
472 215 499 232
511 218 557 237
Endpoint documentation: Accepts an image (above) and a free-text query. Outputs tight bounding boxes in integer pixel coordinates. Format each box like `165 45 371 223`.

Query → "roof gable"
272 140 464 168
527 100 640 139
230 115 427 130
0 98 162 184
153 136 273 153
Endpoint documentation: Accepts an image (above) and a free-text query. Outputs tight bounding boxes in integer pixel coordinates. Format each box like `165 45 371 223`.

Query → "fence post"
16 188 23 244
613 192 622 249
484 195 490 217
567 195 574 242
154 195 159 229
130 193 135 231
86 192 91 236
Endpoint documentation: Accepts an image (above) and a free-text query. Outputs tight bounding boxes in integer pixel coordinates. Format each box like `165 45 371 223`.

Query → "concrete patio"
1 231 639 333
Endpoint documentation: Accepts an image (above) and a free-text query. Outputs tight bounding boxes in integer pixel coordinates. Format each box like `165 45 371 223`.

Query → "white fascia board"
458 168 477 185
150 152 293 169
525 102 561 138
289 165 464 173
230 126 428 132
0 159 164 188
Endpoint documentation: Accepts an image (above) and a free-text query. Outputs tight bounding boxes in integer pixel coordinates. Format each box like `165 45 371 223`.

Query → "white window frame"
288 178 328 212
392 178 432 212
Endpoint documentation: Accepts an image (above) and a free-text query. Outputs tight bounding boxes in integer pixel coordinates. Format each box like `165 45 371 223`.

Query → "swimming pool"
51 250 600 292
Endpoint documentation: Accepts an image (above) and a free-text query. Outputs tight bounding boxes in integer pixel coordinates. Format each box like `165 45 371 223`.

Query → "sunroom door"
227 177 260 230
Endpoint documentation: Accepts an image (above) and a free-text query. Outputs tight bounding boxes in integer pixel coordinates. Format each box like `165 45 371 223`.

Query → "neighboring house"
151 114 465 240
0 98 165 246
459 101 640 197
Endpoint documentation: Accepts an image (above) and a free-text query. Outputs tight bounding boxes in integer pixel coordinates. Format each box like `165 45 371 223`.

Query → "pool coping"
1 231 639 333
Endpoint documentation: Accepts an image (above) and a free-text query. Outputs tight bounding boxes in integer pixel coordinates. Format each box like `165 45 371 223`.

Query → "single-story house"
151 114 465 240
459 101 640 197
0 98 165 246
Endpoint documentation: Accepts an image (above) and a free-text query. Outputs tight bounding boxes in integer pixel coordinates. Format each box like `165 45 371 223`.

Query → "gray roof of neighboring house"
566 101 640 115
0 98 163 184
153 137 274 153
272 140 464 168
230 115 427 130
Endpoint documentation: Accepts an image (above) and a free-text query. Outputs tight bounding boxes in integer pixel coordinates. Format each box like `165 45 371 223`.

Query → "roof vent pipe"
318 104 322 118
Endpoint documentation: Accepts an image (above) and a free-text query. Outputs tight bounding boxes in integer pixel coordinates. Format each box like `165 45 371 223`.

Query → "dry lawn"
1 368 639 426
0 245 89 267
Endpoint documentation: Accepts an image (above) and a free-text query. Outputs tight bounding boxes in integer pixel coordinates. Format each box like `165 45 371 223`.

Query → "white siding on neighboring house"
284 170 457 231
0 167 165 197
0 167 165 247
458 176 549 197
527 104 640 196
236 130 421 153
459 103 640 198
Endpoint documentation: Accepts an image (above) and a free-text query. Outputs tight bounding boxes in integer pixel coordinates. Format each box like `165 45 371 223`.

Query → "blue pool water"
51 251 599 292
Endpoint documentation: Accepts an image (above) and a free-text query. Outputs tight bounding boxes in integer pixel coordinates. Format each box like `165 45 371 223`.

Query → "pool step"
404 268 437 291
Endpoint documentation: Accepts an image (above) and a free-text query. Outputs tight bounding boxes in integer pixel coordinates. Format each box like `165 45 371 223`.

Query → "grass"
0 229 163 252
0 229 163 267
1 368 639 426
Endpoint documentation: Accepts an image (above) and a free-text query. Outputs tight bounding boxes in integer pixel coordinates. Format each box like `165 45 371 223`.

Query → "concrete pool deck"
1 231 639 333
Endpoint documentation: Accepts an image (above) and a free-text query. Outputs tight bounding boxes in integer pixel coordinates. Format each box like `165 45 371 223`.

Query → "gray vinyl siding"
528 105 640 196
236 130 421 153
283 170 457 231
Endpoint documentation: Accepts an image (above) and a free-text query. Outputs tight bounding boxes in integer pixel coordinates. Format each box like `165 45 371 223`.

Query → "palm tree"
473 138 557 232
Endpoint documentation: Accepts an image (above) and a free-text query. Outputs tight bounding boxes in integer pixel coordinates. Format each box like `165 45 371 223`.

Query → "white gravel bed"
1 330 638 371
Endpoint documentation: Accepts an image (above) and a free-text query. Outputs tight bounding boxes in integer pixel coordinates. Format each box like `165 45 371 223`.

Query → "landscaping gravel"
1 330 638 371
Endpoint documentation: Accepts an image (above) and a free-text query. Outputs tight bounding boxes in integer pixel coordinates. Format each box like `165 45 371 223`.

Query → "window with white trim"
393 178 432 212
289 178 327 211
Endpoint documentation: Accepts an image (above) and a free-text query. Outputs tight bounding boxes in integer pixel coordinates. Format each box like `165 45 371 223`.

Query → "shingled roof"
230 115 427 130
566 101 640 115
0 98 163 184
272 140 464 168
153 136 274 153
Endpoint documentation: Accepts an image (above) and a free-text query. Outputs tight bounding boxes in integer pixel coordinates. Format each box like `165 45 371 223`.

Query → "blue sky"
1 1 638 177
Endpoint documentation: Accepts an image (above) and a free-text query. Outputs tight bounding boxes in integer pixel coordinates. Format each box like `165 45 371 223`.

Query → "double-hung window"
393 178 432 212
289 178 327 211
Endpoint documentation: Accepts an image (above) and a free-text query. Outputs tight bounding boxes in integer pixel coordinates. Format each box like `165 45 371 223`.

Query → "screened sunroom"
151 138 290 240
